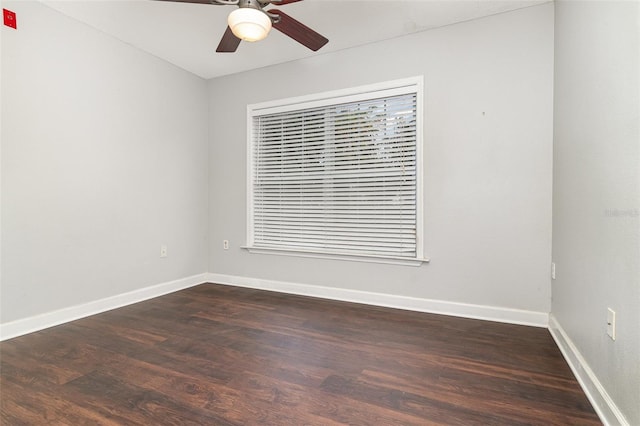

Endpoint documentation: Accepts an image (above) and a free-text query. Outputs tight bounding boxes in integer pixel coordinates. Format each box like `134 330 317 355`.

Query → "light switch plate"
607 308 616 340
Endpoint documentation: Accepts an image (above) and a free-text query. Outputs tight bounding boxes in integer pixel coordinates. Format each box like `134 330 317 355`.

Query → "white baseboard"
548 314 629 426
0 272 547 341
206 273 549 327
0 273 208 342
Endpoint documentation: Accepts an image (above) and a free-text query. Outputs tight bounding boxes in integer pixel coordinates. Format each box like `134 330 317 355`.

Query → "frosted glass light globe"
228 8 272 42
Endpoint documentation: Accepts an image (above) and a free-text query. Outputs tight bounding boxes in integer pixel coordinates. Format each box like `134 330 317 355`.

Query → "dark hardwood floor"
1 284 600 425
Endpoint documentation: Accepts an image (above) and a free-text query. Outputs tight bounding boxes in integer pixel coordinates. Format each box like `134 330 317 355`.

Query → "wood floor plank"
226 370 433 426
0 283 601 425
63 370 239 426
0 349 85 387
1 375 123 425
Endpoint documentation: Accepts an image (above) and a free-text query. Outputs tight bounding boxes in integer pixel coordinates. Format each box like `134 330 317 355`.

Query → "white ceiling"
41 0 546 79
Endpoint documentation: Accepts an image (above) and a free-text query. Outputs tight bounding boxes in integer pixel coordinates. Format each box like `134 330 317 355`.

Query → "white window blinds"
248 78 423 263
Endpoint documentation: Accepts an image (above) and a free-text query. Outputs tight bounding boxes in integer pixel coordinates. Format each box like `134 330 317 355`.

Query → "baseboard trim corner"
205 273 548 327
548 314 629 426
0 273 208 342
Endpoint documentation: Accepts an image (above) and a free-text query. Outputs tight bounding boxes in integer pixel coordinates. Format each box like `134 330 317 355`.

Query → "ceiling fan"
156 0 328 53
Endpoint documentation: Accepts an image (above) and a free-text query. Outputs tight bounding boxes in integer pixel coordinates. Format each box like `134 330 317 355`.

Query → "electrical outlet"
223 240 229 250
160 245 168 258
551 262 556 280
607 308 616 340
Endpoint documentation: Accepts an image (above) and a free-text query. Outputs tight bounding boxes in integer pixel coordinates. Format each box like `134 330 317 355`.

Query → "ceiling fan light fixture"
228 8 272 42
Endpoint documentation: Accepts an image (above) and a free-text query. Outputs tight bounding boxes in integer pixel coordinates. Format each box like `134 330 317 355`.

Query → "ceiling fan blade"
270 0 303 5
153 0 218 4
268 9 328 51
216 26 241 52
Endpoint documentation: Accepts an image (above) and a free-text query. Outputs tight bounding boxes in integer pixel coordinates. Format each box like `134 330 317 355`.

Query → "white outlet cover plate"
607 308 616 340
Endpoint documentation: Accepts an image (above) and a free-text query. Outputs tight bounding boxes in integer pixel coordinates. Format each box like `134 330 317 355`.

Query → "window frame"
245 76 427 266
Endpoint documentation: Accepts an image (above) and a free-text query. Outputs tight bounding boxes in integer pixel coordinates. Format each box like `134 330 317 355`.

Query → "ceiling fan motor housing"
239 0 264 11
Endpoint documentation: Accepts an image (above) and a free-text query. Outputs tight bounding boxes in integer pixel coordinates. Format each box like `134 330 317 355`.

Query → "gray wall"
208 4 554 314
1 1 209 323
552 1 640 424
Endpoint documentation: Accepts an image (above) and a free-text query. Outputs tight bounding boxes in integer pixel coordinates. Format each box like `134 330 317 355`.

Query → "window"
246 77 425 265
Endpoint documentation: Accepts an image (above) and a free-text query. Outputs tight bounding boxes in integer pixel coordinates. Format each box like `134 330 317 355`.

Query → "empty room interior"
1 0 638 424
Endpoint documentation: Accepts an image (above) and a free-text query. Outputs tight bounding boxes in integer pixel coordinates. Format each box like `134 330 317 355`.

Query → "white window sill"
242 246 429 267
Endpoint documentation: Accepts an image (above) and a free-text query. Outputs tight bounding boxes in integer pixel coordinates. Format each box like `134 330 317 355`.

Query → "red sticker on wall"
3 9 17 29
